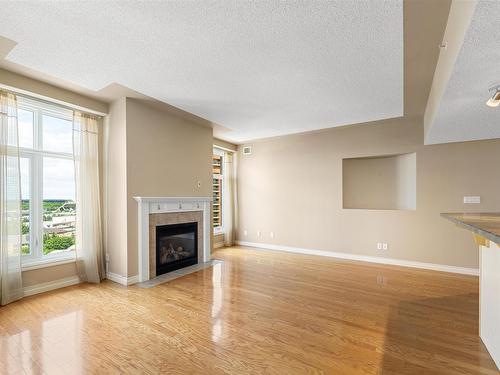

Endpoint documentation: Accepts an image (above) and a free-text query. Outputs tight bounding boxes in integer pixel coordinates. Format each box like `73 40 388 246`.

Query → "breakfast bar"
441 213 500 368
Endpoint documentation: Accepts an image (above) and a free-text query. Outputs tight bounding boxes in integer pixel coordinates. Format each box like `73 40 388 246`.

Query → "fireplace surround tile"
149 211 203 279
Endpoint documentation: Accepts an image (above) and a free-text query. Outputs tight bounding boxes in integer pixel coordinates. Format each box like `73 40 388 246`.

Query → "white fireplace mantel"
134 196 212 282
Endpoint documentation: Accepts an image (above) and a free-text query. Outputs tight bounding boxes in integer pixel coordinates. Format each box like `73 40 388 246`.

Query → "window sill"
22 251 76 271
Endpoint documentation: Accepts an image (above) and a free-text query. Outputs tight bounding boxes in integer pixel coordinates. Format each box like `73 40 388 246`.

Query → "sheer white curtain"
73 111 104 283
223 151 237 246
0 91 23 305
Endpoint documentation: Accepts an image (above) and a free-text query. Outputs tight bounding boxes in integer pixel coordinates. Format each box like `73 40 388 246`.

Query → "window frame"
17 97 77 270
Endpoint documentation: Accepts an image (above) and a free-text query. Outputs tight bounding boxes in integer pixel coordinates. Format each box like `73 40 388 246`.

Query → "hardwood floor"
0 246 498 374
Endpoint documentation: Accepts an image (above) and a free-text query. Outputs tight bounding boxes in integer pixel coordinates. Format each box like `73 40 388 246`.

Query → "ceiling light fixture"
486 85 500 107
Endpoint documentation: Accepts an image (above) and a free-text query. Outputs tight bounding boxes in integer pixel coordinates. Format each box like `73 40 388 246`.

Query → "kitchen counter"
441 212 500 369
441 212 500 245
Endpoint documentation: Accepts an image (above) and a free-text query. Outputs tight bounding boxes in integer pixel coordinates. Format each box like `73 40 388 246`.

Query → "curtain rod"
0 83 107 118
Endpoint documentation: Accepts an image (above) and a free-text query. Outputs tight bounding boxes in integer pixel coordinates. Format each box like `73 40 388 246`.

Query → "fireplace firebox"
155 222 198 276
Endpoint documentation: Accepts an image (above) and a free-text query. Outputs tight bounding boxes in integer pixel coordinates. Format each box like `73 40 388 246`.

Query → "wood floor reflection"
0 246 497 374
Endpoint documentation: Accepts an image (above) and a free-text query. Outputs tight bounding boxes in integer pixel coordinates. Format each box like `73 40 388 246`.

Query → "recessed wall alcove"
342 153 417 210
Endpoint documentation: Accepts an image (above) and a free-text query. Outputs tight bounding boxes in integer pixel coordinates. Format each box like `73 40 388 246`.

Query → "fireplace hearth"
156 222 198 276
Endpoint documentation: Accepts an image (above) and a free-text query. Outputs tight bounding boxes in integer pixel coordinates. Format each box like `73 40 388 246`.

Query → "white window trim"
21 252 76 271
17 97 77 270
214 225 224 235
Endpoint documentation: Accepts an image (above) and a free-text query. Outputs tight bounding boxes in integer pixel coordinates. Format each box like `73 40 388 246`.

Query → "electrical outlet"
197 180 201 188
377 243 388 250
463 196 480 204
270 231 275 239
105 253 110 262
257 230 261 237
243 229 248 236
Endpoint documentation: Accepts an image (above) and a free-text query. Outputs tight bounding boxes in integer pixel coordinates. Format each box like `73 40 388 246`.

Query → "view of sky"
43 157 75 200
18 109 33 148
19 111 75 201
42 115 73 154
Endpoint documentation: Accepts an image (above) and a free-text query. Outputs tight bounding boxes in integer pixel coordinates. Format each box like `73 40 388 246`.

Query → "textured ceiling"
0 1 403 143
426 1 500 145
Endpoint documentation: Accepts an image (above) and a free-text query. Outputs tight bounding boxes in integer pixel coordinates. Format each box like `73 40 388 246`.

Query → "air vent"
242 146 252 155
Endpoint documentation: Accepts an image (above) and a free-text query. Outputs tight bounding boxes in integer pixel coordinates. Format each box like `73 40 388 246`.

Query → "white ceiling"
0 1 403 143
426 1 500 145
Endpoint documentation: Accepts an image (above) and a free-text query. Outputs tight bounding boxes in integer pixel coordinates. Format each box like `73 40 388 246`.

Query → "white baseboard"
23 276 81 297
106 272 139 286
127 275 139 285
235 241 479 276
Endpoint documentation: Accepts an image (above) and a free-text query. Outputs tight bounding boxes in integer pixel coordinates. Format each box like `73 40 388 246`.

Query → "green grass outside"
21 200 76 256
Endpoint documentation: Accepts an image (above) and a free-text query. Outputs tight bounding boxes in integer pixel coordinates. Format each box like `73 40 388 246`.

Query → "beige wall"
0 68 108 115
214 233 225 247
237 119 500 269
22 263 77 287
125 98 213 276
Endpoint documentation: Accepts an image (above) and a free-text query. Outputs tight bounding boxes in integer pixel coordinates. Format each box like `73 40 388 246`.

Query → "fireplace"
156 222 198 276
134 197 211 283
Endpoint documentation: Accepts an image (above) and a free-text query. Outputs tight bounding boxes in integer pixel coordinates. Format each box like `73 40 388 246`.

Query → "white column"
480 241 500 369
203 200 211 262
137 200 150 282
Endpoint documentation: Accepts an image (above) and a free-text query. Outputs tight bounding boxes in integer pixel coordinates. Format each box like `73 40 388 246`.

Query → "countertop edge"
441 213 500 245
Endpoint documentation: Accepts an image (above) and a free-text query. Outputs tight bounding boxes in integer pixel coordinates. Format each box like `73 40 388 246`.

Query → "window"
18 98 77 267
212 149 223 233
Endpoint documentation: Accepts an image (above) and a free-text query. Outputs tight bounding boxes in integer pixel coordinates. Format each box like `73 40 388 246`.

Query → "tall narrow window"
42 157 76 255
212 149 223 233
18 98 76 267
20 157 31 255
